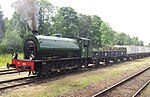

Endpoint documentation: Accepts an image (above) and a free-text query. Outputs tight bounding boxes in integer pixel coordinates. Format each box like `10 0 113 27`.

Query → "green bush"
0 44 22 54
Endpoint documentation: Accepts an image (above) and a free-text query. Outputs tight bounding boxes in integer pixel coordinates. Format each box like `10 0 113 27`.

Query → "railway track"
132 79 150 97
0 76 37 91
92 66 150 97
0 69 18 75
0 69 16 72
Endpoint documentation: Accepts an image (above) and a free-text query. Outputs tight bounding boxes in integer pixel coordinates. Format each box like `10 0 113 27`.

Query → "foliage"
0 7 5 43
113 32 131 45
50 6 79 37
130 36 144 46
90 15 102 48
9 13 29 38
78 14 92 37
0 13 28 54
147 43 150 47
101 22 115 46
38 0 55 35
1 29 22 51
138 40 144 46
0 1 146 54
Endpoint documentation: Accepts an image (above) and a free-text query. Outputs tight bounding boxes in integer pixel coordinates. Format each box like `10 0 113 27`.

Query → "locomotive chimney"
32 30 39 35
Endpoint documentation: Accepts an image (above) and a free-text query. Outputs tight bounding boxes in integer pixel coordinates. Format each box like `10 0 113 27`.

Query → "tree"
101 22 115 46
50 7 79 37
38 0 55 35
0 6 5 43
90 15 102 48
131 37 139 45
123 35 132 45
147 43 150 47
0 12 28 53
1 29 22 52
78 14 92 37
11 13 30 39
138 40 144 46
113 32 131 45
78 15 102 48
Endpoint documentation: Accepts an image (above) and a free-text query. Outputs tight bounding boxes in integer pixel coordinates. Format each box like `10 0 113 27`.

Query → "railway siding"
1 57 150 97
92 66 150 97
0 76 37 91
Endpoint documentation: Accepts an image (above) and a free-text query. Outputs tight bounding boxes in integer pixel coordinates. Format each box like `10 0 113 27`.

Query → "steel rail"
0 76 37 84
0 71 18 75
0 76 37 90
0 69 16 72
132 79 150 97
0 80 35 90
92 66 150 97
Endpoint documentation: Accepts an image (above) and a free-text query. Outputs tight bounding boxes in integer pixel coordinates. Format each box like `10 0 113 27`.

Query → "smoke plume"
12 0 39 30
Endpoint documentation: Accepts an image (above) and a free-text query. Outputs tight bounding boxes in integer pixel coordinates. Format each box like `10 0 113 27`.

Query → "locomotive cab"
76 37 92 58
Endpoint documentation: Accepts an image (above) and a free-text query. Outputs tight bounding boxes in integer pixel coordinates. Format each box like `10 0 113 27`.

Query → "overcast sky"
0 0 150 45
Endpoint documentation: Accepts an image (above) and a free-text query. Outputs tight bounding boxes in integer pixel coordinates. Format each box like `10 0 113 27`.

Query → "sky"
0 0 150 45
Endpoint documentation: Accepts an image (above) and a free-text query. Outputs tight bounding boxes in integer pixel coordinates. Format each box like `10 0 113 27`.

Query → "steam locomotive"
7 30 92 77
7 30 150 77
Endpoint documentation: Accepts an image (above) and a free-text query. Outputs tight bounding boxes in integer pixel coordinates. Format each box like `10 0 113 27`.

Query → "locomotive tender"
7 30 150 77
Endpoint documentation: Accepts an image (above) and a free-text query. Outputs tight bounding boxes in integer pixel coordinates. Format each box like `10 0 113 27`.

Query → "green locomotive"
7 31 92 77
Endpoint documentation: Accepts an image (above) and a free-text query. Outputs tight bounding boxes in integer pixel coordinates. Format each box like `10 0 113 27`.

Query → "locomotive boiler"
23 33 80 60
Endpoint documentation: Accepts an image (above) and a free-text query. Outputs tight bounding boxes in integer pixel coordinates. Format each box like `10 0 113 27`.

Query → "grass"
0 53 23 67
1 57 150 97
